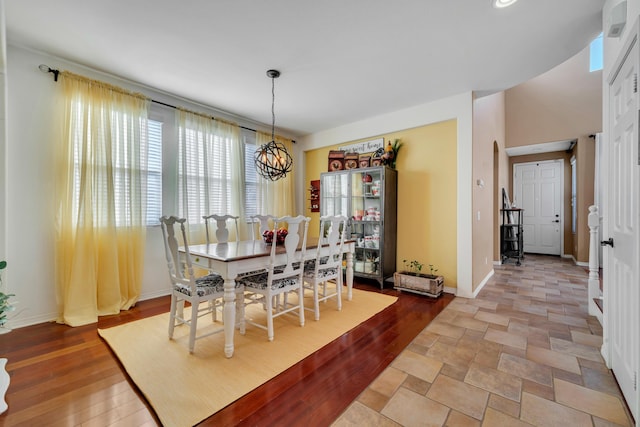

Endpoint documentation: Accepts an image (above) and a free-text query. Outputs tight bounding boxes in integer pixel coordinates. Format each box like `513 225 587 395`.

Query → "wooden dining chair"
303 215 348 320
159 216 243 353
236 215 310 341
203 214 240 244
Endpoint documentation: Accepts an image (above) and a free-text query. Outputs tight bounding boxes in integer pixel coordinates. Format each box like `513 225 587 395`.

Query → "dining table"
182 237 355 358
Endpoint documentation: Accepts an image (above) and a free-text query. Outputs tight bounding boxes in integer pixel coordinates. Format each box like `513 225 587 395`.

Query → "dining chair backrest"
237 215 311 341
203 214 240 244
302 215 348 321
159 215 196 291
160 215 229 353
268 215 310 278
317 215 349 269
250 214 275 240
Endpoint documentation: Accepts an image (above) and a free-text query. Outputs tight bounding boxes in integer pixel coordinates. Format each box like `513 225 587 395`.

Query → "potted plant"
0 260 15 333
393 259 444 298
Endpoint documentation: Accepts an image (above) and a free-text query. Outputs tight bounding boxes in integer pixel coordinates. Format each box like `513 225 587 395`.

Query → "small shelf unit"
500 208 524 266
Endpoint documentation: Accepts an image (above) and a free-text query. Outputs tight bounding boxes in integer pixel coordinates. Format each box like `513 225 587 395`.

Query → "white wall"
0 1 7 278
298 92 475 298
6 46 59 327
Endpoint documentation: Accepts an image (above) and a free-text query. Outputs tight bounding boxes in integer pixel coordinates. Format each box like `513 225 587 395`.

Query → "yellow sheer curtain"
55 71 150 327
255 131 296 216
177 109 243 244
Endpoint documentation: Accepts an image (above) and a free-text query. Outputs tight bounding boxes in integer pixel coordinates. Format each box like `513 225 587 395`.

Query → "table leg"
346 250 353 301
223 278 236 358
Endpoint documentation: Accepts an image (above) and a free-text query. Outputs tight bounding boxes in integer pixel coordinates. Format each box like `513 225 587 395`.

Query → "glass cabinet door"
320 171 349 218
350 168 383 276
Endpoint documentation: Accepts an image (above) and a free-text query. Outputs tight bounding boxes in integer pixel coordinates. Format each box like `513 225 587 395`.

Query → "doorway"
513 160 563 255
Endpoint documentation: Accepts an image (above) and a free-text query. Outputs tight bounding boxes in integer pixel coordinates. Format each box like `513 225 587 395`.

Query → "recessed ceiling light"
493 0 518 8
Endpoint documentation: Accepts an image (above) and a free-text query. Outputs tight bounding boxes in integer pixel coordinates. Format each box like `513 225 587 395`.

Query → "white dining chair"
203 214 240 244
303 215 348 320
202 214 259 317
250 214 275 240
236 215 310 341
159 215 243 353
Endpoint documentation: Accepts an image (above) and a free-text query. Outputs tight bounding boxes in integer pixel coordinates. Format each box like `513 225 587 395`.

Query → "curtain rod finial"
39 64 59 81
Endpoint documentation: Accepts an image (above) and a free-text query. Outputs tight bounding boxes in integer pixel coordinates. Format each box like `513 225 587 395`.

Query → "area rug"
98 288 397 427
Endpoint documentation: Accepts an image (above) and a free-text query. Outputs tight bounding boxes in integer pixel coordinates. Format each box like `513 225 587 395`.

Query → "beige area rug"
98 288 397 427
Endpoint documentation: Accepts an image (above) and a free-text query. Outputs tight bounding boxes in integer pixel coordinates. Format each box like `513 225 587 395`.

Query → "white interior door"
605 30 639 420
513 160 563 255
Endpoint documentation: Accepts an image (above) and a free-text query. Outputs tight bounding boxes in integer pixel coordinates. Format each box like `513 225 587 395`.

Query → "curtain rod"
149 99 257 134
39 64 295 141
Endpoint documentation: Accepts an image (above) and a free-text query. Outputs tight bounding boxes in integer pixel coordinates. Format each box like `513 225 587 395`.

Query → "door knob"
601 238 614 247
552 220 560 223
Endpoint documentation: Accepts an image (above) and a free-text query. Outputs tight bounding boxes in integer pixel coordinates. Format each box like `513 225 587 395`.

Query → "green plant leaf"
0 261 6 270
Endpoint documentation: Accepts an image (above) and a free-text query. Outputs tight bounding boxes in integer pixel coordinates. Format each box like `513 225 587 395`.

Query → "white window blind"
178 124 235 224
145 119 162 226
70 107 162 227
243 129 259 218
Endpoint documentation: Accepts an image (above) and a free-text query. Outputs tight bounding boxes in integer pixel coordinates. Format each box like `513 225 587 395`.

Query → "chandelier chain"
271 75 275 142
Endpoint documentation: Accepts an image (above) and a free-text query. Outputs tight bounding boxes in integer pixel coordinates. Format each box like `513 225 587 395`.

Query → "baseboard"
139 289 171 301
8 311 57 330
588 297 603 325
444 286 457 295
560 253 589 267
472 269 494 298
9 289 172 330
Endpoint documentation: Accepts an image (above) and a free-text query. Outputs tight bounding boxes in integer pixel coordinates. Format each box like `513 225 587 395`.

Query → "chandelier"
254 69 293 181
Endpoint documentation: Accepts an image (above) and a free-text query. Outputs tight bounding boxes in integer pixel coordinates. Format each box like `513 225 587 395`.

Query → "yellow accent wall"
304 120 458 288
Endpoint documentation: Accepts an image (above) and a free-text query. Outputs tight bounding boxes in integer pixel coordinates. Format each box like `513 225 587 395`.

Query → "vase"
0 357 9 414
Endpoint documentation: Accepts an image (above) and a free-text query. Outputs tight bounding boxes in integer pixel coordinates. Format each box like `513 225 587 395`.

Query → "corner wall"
505 43 602 147
472 92 506 289
574 135 596 263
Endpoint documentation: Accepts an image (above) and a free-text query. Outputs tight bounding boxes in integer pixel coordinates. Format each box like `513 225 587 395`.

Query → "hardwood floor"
0 280 453 426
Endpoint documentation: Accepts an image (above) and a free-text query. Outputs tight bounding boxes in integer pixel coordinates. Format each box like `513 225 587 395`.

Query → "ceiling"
4 0 605 137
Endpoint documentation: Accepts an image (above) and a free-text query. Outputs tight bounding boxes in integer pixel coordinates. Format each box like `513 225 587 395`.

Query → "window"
145 119 163 226
177 112 240 225
243 129 259 218
590 33 603 72
70 109 162 227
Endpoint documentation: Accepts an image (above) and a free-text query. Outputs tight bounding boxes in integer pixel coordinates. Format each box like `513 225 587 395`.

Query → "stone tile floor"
333 254 636 426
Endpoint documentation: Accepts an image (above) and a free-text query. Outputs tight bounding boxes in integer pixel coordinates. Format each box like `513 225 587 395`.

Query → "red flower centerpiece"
263 228 288 245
